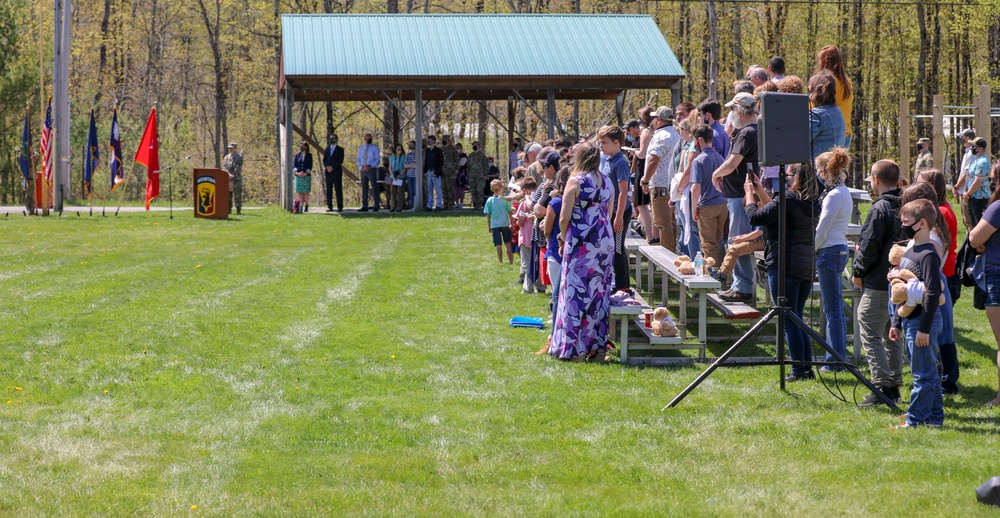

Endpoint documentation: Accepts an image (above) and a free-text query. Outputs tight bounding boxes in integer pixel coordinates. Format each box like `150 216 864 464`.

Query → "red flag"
135 108 159 210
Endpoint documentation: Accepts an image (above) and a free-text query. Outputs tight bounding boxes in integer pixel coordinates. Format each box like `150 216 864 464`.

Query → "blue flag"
18 108 31 188
109 107 123 190
83 109 99 197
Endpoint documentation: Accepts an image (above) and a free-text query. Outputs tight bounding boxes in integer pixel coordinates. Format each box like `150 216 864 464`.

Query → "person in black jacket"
424 135 444 211
851 159 905 406
323 134 344 212
745 162 822 382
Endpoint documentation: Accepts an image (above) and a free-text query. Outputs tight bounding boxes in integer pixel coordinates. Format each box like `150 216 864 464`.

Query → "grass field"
2 207 1000 516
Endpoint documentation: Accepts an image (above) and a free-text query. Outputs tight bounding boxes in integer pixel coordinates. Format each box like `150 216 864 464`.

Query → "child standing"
485 179 515 264
515 178 538 293
890 199 945 429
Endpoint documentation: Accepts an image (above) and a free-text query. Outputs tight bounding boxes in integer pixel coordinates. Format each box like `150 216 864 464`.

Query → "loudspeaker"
757 92 811 166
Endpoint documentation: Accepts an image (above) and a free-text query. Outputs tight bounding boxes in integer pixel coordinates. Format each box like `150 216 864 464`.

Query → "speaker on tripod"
666 92 899 411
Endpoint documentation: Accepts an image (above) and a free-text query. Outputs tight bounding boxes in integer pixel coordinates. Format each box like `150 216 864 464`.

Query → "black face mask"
300 148 307 153
901 222 920 240
366 139 372 144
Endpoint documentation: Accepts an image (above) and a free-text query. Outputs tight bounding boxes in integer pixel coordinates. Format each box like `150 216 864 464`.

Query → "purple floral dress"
550 170 614 360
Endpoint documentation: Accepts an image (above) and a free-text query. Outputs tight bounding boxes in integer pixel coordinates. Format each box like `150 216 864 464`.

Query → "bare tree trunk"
195 0 227 167
707 0 719 100
915 3 928 137
852 0 864 185
989 14 1000 144
732 5 742 80
806 0 817 62
96 0 111 104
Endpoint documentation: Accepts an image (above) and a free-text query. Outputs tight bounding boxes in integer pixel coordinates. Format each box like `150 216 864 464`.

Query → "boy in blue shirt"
598 125 633 291
484 179 514 264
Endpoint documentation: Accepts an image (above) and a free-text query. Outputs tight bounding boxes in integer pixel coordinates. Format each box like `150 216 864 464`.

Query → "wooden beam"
976 84 992 158
899 98 910 183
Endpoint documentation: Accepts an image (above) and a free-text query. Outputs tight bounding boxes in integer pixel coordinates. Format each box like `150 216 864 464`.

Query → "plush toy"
650 307 679 337
888 244 906 266
890 269 946 318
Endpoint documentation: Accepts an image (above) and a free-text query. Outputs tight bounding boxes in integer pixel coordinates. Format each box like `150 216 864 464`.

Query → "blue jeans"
726 197 753 294
903 313 944 426
818 245 849 364
426 173 443 209
678 199 701 258
768 269 813 376
406 177 417 209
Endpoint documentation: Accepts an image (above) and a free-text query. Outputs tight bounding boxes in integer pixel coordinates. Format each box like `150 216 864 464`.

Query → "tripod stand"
665 163 900 412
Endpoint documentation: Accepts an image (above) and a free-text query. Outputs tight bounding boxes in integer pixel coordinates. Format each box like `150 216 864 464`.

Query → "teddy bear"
672 255 715 275
650 306 679 337
889 269 946 318
888 243 906 267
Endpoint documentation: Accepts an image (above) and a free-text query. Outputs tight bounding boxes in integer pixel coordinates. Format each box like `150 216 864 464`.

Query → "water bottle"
694 252 705 276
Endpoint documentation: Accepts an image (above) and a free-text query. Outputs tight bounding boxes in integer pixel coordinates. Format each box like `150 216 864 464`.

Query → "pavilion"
278 13 685 211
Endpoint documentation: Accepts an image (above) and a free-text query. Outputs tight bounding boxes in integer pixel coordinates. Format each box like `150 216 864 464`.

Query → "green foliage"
6 0 1000 204
0 210 999 515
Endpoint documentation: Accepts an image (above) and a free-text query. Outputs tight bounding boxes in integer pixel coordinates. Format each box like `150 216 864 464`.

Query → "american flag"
41 98 52 187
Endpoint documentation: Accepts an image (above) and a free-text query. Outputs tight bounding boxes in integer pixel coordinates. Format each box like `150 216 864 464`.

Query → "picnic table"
848 187 872 225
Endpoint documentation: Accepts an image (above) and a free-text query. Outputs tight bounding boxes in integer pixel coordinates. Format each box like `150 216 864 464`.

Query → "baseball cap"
959 128 976 139
917 138 930 146
974 137 988 149
725 92 757 109
526 142 542 154
541 152 561 169
653 106 674 121
625 119 640 129
228 142 237 148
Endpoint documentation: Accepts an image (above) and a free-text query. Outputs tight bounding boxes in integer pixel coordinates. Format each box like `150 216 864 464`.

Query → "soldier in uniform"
914 137 932 175
467 141 489 210
222 142 244 215
440 135 459 210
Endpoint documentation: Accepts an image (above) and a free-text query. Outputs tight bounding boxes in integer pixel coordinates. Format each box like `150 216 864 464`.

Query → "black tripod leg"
664 308 778 410
786 312 901 412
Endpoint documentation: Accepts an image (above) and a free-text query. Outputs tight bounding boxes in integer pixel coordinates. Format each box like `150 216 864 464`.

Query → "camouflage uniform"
914 150 933 174
222 149 244 214
467 148 489 209
441 140 459 210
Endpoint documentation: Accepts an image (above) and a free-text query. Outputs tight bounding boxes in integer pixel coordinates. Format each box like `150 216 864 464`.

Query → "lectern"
193 168 230 219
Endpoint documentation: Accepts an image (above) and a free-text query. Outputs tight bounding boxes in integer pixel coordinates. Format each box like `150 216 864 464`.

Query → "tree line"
0 0 997 205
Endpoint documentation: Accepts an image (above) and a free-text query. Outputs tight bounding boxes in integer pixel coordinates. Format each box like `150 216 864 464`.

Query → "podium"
193 168 230 219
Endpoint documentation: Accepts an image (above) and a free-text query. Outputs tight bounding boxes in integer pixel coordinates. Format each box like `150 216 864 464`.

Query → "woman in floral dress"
550 142 614 362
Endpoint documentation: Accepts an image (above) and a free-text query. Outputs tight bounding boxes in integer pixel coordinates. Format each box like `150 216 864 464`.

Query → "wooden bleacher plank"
706 293 760 320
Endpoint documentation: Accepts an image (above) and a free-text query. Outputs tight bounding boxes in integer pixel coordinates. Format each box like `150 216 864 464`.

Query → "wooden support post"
507 97 515 175
415 89 424 211
977 84 992 157
899 98 910 183
546 89 556 140
932 94 944 174
671 85 681 111
283 88 294 212
615 91 624 127
392 101 400 151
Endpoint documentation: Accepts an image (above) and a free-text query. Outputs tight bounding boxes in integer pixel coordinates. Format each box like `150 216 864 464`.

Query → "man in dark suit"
323 134 345 212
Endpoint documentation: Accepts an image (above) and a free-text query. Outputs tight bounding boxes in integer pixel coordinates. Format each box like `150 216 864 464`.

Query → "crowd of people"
483 46 1000 430
290 133 500 213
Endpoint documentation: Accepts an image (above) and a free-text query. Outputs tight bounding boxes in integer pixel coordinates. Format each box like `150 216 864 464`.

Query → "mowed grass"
1 207 1000 516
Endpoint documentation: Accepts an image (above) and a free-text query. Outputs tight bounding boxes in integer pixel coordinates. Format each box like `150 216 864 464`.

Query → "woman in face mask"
814 147 853 370
293 142 314 212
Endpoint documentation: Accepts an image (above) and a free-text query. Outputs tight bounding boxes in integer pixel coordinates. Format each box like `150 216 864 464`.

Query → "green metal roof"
281 14 685 79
